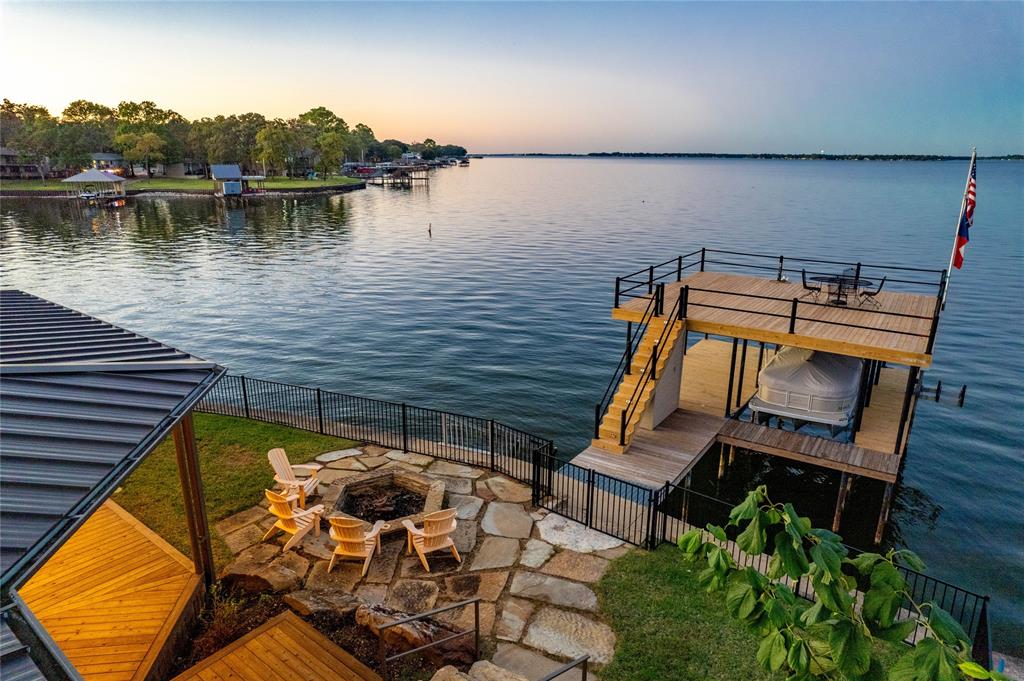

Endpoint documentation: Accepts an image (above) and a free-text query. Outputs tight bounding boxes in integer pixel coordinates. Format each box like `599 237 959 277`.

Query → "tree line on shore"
0 99 468 179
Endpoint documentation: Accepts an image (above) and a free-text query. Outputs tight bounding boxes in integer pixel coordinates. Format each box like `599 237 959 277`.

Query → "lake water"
2 158 1021 652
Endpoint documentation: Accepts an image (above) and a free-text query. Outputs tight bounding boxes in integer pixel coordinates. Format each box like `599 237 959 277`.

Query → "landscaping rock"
452 520 479 554
357 604 475 666
326 458 367 471
427 475 473 494
431 667 470 681
491 643 589 681
318 468 362 484
215 506 268 537
386 450 434 466
439 601 497 638
482 503 533 539
443 571 509 602
535 514 624 553
365 539 404 583
427 461 485 479
529 509 548 521
475 481 497 501
283 589 359 617
468 660 529 681
450 494 484 520
518 539 554 568
470 537 520 571
317 448 362 463
522 607 615 665
508 572 597 611
362 445 391 457
355 584 387 605
540 550 610 583
360 455 390 469
305 560 362 593
495 598 534 642
221 544 309 594
223 524 266 555
382 460 426 473
485 477 532 503
386 579 439 613
401 554 463 578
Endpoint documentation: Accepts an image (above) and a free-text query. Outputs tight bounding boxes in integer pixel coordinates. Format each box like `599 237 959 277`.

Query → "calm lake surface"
2 158 1021 652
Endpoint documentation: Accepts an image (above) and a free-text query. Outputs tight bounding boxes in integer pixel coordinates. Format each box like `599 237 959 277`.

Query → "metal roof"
0 290 224 588
210 164 242 180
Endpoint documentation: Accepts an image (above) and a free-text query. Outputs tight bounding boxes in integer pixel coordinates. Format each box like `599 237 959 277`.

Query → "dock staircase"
592 314 686 454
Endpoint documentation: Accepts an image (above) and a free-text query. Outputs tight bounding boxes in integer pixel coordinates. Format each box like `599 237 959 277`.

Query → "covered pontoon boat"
749 346 864 433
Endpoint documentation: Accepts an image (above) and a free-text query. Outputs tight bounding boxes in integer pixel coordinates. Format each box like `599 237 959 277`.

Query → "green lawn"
0 176 363 192
112 413 358 567
596 545 905 681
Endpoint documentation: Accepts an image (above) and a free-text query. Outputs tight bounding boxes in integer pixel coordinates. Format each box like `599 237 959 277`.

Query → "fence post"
614 277 621 309
777 255 785 281
401 403 409 452
648 265 654 294
240 375 251 419
531 445 542 505
489 419 496 472
700 248 706 272
645 487 658 549
854 262 861 291
585 467 595 528
971 597 992 668
625 322 633 375
652 341 660 380
676 255 682 281
789 298 798 333
680 285 689 319
316 387 324 434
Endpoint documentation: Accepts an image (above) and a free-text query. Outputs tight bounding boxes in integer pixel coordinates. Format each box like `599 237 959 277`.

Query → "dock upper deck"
615 271 940 366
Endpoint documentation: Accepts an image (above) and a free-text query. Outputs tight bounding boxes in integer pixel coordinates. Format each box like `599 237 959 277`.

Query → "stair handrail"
618 288 683 446
593 287 663 438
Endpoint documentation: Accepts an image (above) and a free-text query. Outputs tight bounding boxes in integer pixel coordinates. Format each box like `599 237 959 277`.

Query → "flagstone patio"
216 445 629 679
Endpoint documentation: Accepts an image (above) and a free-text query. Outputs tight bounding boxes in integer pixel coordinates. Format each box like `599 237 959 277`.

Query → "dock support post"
725 338 738 417
893 367 920 455
648 266 654 295
699 248 706 272
874 482 894 544
677 255 682 281
173 412 215 585
832 472 852 533
735 339 748 409
755 342 765 387
789 299 798 333
614 277 621 308
728 444 735 465
717 449 725 479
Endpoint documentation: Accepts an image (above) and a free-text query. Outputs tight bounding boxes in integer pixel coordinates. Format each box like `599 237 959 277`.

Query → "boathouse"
579 248 948 541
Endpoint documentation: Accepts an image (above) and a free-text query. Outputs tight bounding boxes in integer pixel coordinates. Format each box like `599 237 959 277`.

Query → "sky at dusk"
2 1 1021 155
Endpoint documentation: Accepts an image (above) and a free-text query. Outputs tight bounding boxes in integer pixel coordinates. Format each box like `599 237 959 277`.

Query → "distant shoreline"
480 152 1022 161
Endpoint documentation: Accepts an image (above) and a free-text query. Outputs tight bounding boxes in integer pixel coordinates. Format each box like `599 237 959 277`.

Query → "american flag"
953 156 976 269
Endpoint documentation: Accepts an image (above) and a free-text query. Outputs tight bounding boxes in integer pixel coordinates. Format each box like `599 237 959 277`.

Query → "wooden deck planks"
19 501 201 681
616 271 938 366
172 611 382 681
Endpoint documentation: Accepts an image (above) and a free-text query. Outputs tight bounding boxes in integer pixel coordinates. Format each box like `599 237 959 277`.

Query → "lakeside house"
89 152 126 173
0 147 48 179
211 164 266 195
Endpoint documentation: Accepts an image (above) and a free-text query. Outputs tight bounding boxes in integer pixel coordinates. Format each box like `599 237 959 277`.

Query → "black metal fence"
197 373 990 667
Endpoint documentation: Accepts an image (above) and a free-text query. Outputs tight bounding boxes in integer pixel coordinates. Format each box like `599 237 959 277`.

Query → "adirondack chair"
327 516 387 576
268 448 320 508
401 508 461 572
262 489 324 551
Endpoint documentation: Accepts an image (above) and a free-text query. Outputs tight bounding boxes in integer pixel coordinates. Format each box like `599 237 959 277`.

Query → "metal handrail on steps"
378 598 481 679
537 655 590 680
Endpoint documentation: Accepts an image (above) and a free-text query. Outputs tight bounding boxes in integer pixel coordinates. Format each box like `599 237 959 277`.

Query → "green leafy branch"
676 485 1004 681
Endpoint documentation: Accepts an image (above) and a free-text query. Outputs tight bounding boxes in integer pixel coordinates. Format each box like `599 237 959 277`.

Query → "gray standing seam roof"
210 164 242 180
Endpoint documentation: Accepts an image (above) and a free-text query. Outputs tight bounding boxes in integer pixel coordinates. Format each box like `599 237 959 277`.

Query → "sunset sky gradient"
2 1 1021 154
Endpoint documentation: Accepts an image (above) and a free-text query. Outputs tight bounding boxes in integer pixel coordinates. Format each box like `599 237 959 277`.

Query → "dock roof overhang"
0 290 225 677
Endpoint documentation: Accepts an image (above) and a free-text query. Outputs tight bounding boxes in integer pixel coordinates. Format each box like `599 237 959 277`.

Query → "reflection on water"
2 158 1021 652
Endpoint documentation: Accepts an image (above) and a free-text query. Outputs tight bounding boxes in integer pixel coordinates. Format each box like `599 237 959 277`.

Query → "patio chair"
401 508 461 573
858 276 885 308
327 517 387 576
262 489 324 551
800 269 821 301
268 448 320 508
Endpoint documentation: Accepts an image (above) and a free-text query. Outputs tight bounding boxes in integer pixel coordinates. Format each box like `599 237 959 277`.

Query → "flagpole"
941 147 976 309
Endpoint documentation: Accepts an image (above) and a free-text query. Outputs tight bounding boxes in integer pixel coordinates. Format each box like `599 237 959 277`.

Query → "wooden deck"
614 271 938 366
20 501 202 681
172 611 382 681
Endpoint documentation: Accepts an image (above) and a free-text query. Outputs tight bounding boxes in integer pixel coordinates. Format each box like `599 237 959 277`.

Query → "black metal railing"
539 655 590 680
377 598 480 679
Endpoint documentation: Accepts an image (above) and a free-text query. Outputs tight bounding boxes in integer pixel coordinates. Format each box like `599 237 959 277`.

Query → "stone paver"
326 458 367 471
316 448 362 463
475 481 497 501
595 545 631 560
451 494 484 520
440 601 497 638
355 584 387 605
492 643 590 681
452 519 479 554
365 539 404 583
386 579 439 613
305 560 362 593
400 554 464 578
297 530 337 561
386 450 434 466
539 550 610 583
429 475 474 494
508 572 597 611
223 524 266 554
470 537 520 571
522 607 616 665
443 570 509 602
222 544 309 593
495 598 534 642
535 514 624 553
360 455 390 469
482 503 533 539
518 539 554 568
427 461 485 479
318 468 362 484
485 477 532 503
381 460 425 473
215 506 267 536
284 589 359 617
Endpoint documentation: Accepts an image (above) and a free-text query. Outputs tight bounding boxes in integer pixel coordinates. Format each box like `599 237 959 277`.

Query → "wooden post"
893 367 920 455
728 444 735 465
717 449 725 479
875 482 895 544
172 412 215 584
735 339 748 408
725 338 738 417
832 473 852 532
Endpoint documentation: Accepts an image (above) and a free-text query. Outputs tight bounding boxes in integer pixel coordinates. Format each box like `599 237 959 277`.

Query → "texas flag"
953 156 977 269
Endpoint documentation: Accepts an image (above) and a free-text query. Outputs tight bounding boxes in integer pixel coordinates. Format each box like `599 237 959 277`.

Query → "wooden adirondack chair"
262 489 324 551
268 448 320 508
327 517 387 576
401 508 461 572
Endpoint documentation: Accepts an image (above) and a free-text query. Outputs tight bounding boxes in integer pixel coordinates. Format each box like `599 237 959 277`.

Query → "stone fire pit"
329 468 445 536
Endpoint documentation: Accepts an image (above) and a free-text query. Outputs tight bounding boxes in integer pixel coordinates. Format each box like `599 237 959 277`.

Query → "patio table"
809 274 874 306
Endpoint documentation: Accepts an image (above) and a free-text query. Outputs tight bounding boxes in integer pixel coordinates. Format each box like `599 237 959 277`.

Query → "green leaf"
888 650 922 681
799 599 825 627
808 527 844 545
774 531 810 580
677 529 703 555
756 630 788 672
787 639 810 674
828 617 871 678
862 584 900 627
764 596 789 629
873 618 918 643
806 635 837 675
810 541 843 582
726 580 758 620
927 602 971 647
783 503 810 539
729 489 763 524
706 523 728 542
869 560 905 591
849 552 883 575
737 510 768 554
958 661 992 679
895 548 927 572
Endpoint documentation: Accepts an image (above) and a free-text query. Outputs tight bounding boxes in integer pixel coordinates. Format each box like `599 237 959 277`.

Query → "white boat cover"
749 347 863 426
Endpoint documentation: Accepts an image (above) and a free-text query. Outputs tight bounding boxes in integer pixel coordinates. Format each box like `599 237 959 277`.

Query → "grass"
596 545 905 681
112 412 358 567
0 176 363 192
